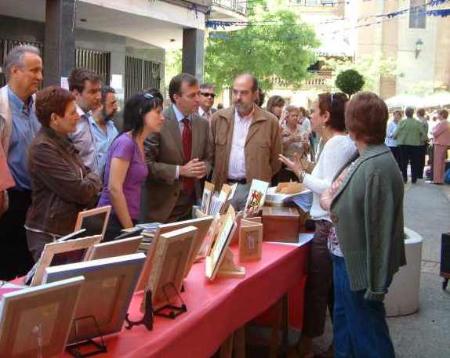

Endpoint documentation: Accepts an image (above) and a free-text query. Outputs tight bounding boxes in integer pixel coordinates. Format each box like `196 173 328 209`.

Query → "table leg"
220 333 234 358
269 298 282 358
234 326 246 358
281 294 289 354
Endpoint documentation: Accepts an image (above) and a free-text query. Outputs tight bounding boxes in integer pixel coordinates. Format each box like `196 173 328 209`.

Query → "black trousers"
399 145 421 183
418 144 427 179
0 189 34 280
388 146 401 169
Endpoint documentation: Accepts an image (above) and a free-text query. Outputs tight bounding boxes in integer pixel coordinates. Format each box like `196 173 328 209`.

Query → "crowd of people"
1 44 448 358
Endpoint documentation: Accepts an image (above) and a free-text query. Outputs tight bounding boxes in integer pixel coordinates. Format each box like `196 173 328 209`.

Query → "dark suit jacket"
144 105 211 223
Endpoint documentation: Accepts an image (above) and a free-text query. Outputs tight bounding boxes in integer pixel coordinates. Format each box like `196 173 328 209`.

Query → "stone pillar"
44 0 76 86
182 28 204 82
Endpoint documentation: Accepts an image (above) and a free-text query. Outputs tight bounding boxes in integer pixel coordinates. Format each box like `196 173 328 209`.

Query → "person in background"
69 68 102 175
99 89 164 241
145 74 210 223
321 92 405 358
432 109 450 185
92 85 119 176
266 95 285 120
394 107 427 183
416 108 428 179
26 86 102 260
210 74 282 210
255 87 265 107
0 45 43 279
279 92 356 358
385 110 402 167
198 83 216 122
299 106 312 137
278 105 309 182
217 103 224 110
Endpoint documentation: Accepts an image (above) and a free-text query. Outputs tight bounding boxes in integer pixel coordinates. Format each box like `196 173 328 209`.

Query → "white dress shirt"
228 109 253 179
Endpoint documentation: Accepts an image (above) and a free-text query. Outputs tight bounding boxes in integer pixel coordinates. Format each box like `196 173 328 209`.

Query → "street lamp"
415 39 424 59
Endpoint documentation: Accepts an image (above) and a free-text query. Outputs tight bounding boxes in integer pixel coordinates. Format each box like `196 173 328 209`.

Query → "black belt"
227 178 247 185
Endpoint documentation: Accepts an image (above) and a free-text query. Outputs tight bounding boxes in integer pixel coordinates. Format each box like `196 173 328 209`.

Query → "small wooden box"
262 206 303 243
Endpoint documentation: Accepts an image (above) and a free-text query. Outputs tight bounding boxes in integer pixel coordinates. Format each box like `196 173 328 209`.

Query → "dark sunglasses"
200 92 215 98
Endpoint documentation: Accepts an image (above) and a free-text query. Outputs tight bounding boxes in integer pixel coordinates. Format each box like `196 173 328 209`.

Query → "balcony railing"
212 0 247 15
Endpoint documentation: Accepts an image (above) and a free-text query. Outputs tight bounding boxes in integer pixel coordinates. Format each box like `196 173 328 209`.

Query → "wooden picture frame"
243 179 269 217
74 205 111 240
31 235 102 286
205 206 245 281
0 277 84 358
85 236 143 261
44 253 145 344
145 226 198 310
239 220 263 262
135 216 213 291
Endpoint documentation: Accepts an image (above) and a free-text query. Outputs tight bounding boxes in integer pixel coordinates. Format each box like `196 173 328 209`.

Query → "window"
409 0 426 29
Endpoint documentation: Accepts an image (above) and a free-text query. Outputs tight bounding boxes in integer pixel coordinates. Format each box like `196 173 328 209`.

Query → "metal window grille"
125 56 161 99
75 48 111 85
0 39 44 87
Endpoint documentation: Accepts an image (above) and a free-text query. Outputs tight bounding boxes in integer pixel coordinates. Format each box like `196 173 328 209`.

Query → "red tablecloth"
65 243 308 358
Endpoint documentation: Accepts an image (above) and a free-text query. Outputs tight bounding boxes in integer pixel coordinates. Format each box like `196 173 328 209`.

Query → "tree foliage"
205 7 319 91
335 69 365 97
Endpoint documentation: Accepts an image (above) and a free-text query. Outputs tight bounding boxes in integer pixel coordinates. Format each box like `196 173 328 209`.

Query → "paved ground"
248 181 450 357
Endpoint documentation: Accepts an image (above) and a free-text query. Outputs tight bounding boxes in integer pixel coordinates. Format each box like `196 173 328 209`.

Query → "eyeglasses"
200 92 216 98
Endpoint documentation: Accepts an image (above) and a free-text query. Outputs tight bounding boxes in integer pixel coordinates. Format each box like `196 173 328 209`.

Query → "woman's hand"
279 153 304 174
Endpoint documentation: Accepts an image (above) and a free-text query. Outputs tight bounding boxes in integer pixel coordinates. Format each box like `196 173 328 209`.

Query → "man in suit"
209 73 282 211
144 73 210 223
198 83 216 122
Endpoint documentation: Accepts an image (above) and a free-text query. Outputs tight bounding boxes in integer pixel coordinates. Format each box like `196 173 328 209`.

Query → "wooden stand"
205 248 246 279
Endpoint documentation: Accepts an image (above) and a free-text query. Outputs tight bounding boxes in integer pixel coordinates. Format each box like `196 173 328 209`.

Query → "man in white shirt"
210 73 282 210
198 83 216 122
69 68 102 175
385 110 402 167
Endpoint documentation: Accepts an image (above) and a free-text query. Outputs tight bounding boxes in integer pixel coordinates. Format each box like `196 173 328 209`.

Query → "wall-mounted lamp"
415 39 423 59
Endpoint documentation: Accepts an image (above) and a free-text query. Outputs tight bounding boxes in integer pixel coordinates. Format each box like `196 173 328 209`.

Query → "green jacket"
330 144 406 301
394 117 427 146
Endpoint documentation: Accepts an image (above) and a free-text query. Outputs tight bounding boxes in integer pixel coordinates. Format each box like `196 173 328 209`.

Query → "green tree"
335 69 365 97
205 7 319 91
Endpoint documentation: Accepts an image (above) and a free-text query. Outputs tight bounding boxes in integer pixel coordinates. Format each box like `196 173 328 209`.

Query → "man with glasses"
198 83 216 122
209 73 282 211
144 73 211 223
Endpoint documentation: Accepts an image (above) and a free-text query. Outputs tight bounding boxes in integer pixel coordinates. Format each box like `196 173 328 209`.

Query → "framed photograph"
0 276 84 358
200 181 214 214
239 220 263 262
205 206 237 280
135 216 213 291
85 236 143 261
43 253 145 344
31 235 102 286
145 226 198 310
243 179 269 217
74 205 111 239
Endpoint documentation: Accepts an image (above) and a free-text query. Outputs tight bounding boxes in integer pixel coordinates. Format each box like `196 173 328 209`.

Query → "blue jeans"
332 255 395 358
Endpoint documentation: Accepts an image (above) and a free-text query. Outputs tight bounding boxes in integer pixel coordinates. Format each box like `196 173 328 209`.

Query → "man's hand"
180 158 207 179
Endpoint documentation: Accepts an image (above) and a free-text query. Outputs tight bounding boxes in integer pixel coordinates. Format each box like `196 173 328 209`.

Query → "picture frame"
243 179 269 218
30 235 102 286
85 236 143 261
74 205 111 240
239 220 263 262
145 226 198 310
0 276 84 358
200 181 214 214
135 216 213 291
43 253 145 344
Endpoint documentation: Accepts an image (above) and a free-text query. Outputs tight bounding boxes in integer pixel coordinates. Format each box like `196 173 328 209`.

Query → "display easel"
205 248 246 278
67 316 107 358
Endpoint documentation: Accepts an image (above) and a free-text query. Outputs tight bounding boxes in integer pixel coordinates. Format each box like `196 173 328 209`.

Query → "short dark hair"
299 106 307 117
168 73 198 104
266 95 285 114
200 83 215 91
439 109 448 119
256 87 265 107
68 68 101 93
35 86 75 127
345 91 388 145
405 107 415 118
417 108 425 117
101 85 116 104
123 88 164 138
318 92 348 132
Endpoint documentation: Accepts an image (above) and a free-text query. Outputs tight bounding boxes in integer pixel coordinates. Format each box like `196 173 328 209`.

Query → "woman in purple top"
98 89 164 241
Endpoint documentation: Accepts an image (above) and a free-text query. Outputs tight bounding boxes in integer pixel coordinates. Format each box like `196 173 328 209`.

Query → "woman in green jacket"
321 92 406 358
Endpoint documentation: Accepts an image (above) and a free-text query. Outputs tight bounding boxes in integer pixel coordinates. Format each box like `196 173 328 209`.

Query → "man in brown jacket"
210 74 282 210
